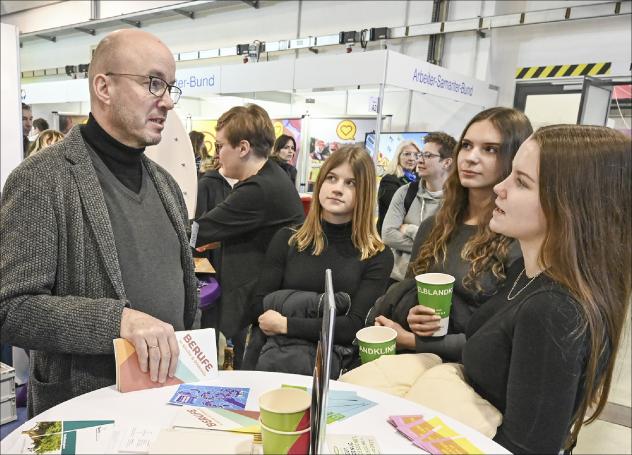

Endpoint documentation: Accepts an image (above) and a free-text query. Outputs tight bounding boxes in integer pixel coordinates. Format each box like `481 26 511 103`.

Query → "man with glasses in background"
381 132 456 283
22 102 34 155
0 29 196 417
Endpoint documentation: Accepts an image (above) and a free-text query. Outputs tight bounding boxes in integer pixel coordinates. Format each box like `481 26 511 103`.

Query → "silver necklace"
507 267 543 301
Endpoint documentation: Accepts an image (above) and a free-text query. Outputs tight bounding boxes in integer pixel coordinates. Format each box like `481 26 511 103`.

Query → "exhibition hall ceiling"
0 1 60 16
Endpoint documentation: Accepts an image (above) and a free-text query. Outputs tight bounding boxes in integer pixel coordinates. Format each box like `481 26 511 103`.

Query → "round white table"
1 371 509 454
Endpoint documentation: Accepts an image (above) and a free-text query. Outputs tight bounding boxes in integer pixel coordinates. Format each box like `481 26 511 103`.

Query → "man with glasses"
381 132 456 282
22 102 34 155
1 29 197 416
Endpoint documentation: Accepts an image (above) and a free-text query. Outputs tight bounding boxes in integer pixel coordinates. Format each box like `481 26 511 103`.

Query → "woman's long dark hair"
534 125 631 449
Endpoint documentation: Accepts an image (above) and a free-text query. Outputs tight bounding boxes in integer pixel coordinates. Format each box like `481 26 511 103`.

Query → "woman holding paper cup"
374 107 531 361
460 125 631 453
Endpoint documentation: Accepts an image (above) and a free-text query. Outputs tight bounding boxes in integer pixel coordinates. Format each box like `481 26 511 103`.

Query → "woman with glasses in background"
371 107 532 362
376 140 420 234
270 134 298 186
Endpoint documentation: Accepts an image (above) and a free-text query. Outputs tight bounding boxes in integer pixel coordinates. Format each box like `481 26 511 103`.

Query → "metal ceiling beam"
18 1 221 40
174 8 195 19
75 27 96 36
35 34 56 43
120 19 141 28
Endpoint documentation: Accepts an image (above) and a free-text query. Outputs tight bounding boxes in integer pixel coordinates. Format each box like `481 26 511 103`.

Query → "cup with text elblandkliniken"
356 326 397 364
415 273 455 337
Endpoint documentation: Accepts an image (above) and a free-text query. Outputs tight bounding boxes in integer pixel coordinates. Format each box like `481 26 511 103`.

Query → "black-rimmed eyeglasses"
415 152 441 160
105 72 182 104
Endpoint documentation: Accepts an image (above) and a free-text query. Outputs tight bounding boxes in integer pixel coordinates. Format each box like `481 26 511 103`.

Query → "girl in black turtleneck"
252 145 393 353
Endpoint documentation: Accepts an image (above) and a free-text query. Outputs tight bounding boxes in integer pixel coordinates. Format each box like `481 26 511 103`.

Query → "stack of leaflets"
167 384 250 410
145 388 259 454
113 328 218 393
171 406 260 434
388 415 482 454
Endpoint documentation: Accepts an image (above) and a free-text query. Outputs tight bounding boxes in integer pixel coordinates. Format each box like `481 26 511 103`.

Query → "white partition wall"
145 111 197 219
1 23 23 191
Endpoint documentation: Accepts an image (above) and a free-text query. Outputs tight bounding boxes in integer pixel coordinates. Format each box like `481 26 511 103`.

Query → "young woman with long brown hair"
461 125 631 453
373 107 532 361
246 145 393 375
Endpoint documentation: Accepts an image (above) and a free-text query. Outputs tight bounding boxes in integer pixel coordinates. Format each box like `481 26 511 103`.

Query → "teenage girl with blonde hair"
248 145 393 375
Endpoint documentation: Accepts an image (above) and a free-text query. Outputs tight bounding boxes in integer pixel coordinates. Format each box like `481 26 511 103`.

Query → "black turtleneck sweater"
80 113 145 193
253 221 393 345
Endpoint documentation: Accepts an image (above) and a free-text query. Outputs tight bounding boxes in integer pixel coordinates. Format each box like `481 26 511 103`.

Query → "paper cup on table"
258 388 311 432
356 326 397 364
415 273 455 337
259 419 310 455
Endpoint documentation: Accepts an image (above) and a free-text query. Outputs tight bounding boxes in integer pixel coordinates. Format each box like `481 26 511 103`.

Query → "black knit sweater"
253 221 393 345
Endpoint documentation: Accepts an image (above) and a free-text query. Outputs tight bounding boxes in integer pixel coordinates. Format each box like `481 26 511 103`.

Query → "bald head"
87 29 177 148
89 29 174 100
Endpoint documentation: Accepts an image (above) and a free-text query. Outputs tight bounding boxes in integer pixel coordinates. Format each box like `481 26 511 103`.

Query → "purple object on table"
198 278 221 310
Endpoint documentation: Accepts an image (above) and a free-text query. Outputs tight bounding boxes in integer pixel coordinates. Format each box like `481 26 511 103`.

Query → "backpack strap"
403 179 420 214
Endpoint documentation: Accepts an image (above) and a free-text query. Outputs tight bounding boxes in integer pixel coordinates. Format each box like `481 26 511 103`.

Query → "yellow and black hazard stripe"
515 62 611 79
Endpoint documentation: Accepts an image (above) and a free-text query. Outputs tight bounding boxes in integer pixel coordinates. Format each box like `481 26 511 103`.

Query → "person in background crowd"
1 29 197 417
32 118 49 136
376 140 419 234
194 156 237 331
189 130 210 175
381 132 456 283
372 108 532 362
22 103 33 155
193 104 305 369
245 145 393 376
270 134 298 185
27 129 64 157
462 125 631 453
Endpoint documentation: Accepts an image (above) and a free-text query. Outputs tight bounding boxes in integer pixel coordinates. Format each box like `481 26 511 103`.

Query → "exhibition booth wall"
18 49 497 196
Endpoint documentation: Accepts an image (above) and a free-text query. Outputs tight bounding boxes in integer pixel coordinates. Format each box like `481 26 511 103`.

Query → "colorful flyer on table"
388 414 483 455
413 436 483 454
18 420 116 454
326 434 381 454
172 406 260 433
282 385 377 424
168 384 249 410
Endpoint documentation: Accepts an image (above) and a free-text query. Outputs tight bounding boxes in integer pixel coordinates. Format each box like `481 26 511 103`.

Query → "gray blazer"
0 126 198 417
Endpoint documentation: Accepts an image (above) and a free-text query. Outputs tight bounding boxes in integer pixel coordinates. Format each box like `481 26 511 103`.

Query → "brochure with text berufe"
113 328 218 393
